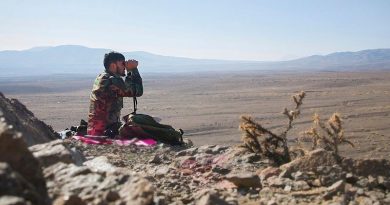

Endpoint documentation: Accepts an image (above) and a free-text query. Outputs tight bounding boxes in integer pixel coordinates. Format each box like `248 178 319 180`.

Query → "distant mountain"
281 49 390 70
0 45 389 76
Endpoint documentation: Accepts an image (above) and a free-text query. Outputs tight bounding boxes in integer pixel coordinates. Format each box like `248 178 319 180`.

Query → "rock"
259 187 273 198
0 123 49 203
241 153 261 163
211 165 231 175
149 154 162 164
257 167 281 182
280 149 340 174
291 180 310 191
267 199 277 205
341 157 390 177
278 169 290 178
0 92 58 146
119 177 155 205
181 168 194 176
366 190 385 201
175 156 196 168
267 176 292 188
378 176 390 190
83 156 117 173
176 147 198 156
44 161 154 204
69 147 86 166
0 196 31 205
196 193 230 205
43 162 91 181
311 178 322 187
43 162 100 200
291 171 312 181
323 180 345 200
356 177 369 188
346 173 358 184
318 165 346 186
225 172 261 188
0 163 42 205
104 191 120 202
198 145 217 154
155 166 170 177
344 184 358 202
356 188 365 195
29 140 84 168
211 145 229 154
368 175 378 189
53 195 86 205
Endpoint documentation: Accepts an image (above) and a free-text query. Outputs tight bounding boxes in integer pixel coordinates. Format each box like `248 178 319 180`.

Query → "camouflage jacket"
87 68 143 135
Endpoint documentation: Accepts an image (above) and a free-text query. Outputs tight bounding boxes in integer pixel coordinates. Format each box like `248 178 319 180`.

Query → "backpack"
120 113 184 145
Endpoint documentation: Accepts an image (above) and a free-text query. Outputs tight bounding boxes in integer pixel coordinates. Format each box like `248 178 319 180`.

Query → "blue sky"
0 0 389 60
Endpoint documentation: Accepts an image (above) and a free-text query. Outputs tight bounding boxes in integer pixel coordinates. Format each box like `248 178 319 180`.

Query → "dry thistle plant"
239 91 306 165
302 112 354 156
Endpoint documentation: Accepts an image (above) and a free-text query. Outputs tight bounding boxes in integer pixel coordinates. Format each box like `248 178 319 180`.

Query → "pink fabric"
72 135 156 147
73 135 112 145
114 138 157 146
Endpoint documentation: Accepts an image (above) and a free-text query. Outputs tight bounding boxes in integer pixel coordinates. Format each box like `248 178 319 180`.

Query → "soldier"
87 51 143 137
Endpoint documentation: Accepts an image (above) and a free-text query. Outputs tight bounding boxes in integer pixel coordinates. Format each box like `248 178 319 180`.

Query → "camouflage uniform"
87 68 143 136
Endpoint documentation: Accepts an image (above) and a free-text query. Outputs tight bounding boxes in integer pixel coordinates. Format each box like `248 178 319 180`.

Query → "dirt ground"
2 70 390 159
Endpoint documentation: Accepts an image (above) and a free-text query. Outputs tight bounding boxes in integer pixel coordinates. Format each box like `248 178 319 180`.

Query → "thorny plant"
239 91 305 165
302 113 354 156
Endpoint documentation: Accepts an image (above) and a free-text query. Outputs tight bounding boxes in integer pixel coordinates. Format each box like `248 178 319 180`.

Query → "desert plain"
1 70 389 159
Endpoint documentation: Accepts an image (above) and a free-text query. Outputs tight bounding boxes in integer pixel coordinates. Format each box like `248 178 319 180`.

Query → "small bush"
302 113 354 156
239 91 305 165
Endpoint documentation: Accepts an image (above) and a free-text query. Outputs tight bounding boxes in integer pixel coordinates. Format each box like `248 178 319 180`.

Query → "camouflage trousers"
87 120 122 138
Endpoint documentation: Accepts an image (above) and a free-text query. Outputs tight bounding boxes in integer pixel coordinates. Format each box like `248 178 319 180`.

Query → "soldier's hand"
125 59 138 71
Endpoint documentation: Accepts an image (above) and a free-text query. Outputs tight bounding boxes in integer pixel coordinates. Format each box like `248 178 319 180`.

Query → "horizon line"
1 44 389 63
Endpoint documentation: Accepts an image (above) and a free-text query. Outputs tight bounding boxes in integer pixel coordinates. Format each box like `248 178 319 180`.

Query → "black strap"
132 96 137 114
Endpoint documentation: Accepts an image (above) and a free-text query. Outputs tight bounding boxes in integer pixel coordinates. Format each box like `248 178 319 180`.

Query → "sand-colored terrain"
1 70 390 159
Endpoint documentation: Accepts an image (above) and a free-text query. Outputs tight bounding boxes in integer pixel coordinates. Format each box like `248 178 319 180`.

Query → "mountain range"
0 45 389 76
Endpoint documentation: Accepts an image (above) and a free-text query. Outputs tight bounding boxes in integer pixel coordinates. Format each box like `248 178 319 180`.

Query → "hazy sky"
0 0 389 60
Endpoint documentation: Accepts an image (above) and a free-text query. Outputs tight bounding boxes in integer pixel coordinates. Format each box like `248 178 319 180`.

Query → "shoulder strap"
132 96 137 114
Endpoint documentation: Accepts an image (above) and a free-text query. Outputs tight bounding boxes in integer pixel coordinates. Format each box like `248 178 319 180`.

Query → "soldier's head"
104 51 126 76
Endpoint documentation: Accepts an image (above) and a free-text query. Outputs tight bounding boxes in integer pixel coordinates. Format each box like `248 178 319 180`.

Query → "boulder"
52 195 86 205
266 176 293 188
29 140 85 168
119 177 155 205
280 149 340 174
323 180 345 200
83 156 117 173
225 172 261 188
0 163 43 205
257 167 282 182
196 193 230 205
0 122 48 203
44 161 155 205
0 92 58 146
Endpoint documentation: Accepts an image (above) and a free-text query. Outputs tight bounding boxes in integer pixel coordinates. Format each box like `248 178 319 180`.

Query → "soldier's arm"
109 68 143 97
91 74 112 101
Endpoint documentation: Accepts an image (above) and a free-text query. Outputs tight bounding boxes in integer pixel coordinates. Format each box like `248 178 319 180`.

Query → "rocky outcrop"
0 121 155 205
2 92 390 204
0 92 58 146
43 162 154 205
0 122 49 204
280 149 340 175
0 162 43 205
29 139 85 167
